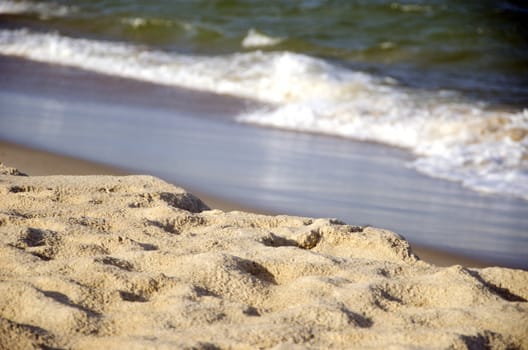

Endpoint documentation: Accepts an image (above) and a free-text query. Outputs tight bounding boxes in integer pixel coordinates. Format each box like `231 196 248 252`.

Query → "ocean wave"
121 17 173 29
0 29 526 199
389 2 433 13
242 29 284 48
0 0 75 18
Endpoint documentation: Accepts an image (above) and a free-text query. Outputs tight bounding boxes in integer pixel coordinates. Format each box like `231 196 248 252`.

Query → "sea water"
0 0 526 199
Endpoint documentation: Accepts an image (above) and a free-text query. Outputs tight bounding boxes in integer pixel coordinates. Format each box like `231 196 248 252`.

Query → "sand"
1 162 527 349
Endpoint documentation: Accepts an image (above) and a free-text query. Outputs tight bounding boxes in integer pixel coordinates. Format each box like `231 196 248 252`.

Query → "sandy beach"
1 157 527 349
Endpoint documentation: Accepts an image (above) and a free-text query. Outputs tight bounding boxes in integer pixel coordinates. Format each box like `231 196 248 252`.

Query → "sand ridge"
0 164 527 349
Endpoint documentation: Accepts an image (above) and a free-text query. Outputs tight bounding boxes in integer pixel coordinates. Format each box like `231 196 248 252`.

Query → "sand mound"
0 169 527 349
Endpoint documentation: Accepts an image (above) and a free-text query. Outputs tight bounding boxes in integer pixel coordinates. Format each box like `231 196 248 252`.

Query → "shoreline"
2 55 526 269
0 139 493 268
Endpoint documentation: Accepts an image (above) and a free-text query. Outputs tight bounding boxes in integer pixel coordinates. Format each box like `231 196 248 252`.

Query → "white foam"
0 0 75 18
390 3 432 13
0 29 526 199
0 29 369 103
121 17 174 29
242 29 284 48
239 105 528 199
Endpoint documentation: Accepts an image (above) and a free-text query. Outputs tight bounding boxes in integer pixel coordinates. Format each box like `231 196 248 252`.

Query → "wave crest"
242 29 284 48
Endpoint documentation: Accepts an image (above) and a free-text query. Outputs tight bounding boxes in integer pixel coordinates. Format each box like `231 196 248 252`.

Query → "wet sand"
0 140 491 268
0 140 263 214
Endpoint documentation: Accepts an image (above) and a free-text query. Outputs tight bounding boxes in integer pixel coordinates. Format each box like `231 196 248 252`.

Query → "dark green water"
2 0 527 104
